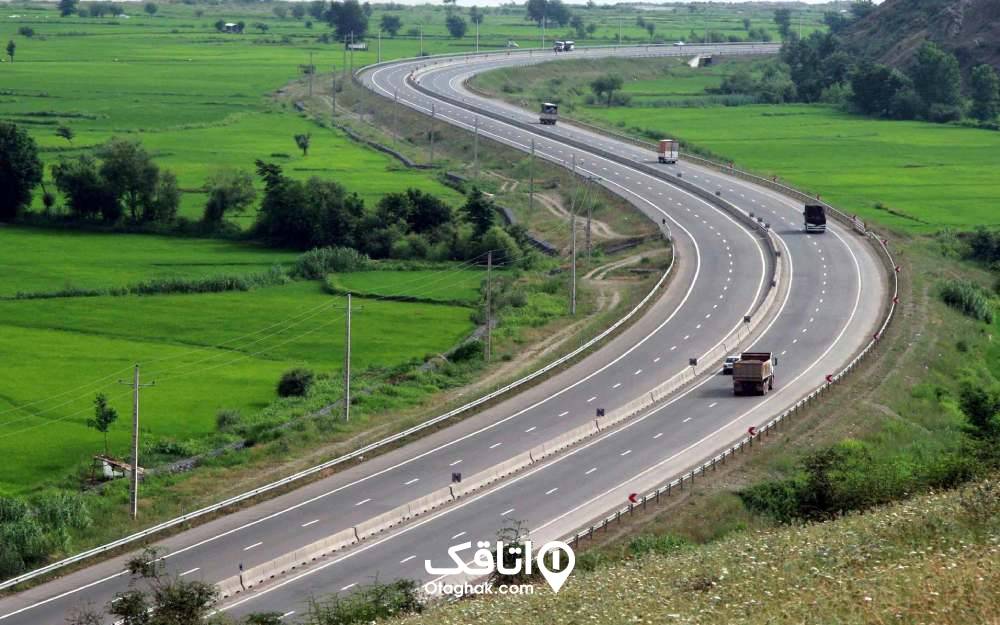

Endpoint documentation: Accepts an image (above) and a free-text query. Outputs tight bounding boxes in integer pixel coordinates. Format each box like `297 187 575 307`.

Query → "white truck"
658 139 678 164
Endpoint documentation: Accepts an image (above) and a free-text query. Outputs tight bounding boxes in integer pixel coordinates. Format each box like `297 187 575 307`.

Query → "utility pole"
342 44 348 78
420 26 424 56
118 364 154 520
429 102 436 165
378 30 382 63
343 293 352 421
528 138 535 212
349 31 355 74
308 51 314 97
570 207 577 315
541 14 546 49
618 15 622 46
392 88 399 145
586 189 593 264
473 116 480 179
475 18 480 53
484 251 492 362
331 70 337 120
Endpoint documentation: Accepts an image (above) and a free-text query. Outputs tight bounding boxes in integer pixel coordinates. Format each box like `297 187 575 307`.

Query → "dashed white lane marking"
341 583 356 591
653 356 661 363
670 345 677 351
545 487 559 495
587 396 597 403
524 426 536 433
683 335 690 340
302 519 320 527
558 411 569 417
400 555 416 564
243 542 262 551
281 611 295 619
634 369 643 375
585 467 597 475
355 498 371 506
179 568 200 577
501 508 515 516
682 417 692 423
612 383 622 389
489 442 503 449
620 449 632 457
781 350 787 355
449 459 463 466
653 432 663 439
452 531 466 540
709 402 718 408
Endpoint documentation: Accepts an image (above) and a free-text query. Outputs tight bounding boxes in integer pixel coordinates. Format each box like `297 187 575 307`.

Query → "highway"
0 44 886 624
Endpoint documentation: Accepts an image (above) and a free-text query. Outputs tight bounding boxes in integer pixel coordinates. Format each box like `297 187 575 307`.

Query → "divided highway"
0 44 885 624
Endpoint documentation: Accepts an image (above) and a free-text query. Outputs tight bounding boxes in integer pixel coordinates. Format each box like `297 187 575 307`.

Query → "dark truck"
804 203 827 233
539 102 558 125
732 352 775 396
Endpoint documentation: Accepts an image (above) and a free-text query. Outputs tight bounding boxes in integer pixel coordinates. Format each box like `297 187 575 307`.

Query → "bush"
940 280 994 323
216 409 242 432
926 103 963 123
278 368 314 397
449 340 482 363
627 533 689 556
294 246 371 279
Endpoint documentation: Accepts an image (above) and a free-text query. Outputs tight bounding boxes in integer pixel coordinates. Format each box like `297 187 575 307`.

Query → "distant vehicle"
345 42 368 51
506 40 520 48
539 102 558 125
722 355 740 375
804 203 827 233
658 139 678 164
554 40 566 52
732 352 775 395
674 41 685 46
564 40 575 51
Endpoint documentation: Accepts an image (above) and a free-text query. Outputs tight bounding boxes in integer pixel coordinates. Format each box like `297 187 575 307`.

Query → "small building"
222 22 241 34
93 455 144 481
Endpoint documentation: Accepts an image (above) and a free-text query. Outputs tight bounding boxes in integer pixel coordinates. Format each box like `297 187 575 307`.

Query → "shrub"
278 368 314 397
294 246 371 279
216 409 242 432
940 280 994 323
449 340 482 363
627 533 689 556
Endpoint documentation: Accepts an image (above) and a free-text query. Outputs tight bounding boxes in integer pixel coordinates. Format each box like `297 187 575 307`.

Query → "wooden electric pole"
118 364 154 520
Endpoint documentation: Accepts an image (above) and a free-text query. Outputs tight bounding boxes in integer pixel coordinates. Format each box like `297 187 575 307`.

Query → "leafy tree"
570 14 584 38
772 8 791 40
585 22 597 36
970 64 999 122
202 169 256 225
292 3 306 20
446 14 467 38
214 19 225 32
590 73 624 107
294 132 311 156
469 6 484 25
380 14 401 36
911 42 962 108
850 62 909 117
254 22 269 34
97 138 159 221
308 0 327 21
52 155 120 221
242 614 284 625
56 125 75 143
742 17 751 31
236 21 246 33
326 0 368 41
781 32 849 102
146 170 180 223
58 0 79 17
850 0 876 20
17 26 35 38
462 188 494 238
645 21 655 39
273 4 287 19
88 393 119 456
144 2 157 16
525 0 571 27
0 122 43 221
6 40 15 63
960 384 1000 441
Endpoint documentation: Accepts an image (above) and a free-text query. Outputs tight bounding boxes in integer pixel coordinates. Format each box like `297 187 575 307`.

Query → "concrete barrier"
408 486 454 517
354 502 413 541
217 575 244 599
528 422 599 462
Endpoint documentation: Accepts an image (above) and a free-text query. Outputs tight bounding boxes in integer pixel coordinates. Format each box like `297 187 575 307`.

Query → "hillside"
393 477 1000 625
844 0 1000 73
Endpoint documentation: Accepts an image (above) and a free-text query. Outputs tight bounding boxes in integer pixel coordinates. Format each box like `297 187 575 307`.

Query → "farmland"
472 56 1000 233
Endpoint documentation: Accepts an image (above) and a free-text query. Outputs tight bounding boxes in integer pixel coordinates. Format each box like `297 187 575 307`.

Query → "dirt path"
535 193 625 240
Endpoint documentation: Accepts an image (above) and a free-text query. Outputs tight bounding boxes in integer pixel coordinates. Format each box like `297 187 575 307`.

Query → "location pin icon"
536 541 575 594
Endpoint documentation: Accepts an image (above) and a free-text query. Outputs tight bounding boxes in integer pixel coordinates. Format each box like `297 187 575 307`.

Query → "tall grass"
940 280 995 323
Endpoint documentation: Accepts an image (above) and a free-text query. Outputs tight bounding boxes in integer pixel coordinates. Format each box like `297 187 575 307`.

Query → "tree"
850 0 876 20
462 188 494 239
308 0 327 21
97 138 159 222
6 40 15 63
326 0 368 41
911 42 962 108
742 17 751 31
56 125 75 143
525 0 571 27
850 62 909 117
58 0 79 17
278 368 314 397
143 2 157 16
585 22 597 36
570 15 584 38
380 14 402 37
146 170 180 223
214 19 225 32
645 21 655 39
0 122 43 221
273 4 288 19
469 6 484 25
294 132 311 156
960 384 1000 441
203 169 256 225
446 14 467 38
52 155 120 221
970 64 1000 122
291 4 306 20
87 393 118 457
773 8 791 40
590 73 624 107
254 22 269 34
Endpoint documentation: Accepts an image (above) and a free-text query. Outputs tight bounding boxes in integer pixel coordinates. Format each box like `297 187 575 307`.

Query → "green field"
327 268 484 304
0 228 480 496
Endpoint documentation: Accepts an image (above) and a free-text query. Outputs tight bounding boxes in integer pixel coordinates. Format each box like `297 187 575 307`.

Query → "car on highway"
722 355 740 375
674 41 685 46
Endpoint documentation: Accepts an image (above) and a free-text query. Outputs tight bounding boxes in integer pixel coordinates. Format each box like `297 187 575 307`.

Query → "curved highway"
0 44 885 624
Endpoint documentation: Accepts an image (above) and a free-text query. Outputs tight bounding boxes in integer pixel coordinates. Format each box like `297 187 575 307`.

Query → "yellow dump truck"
732 351 775 396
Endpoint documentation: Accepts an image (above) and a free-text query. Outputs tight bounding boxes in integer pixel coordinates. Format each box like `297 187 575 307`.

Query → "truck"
658 139 678 164
732 352 775 396
564 40 575 51
553 41 565 52
539 102 559 125
804 203 827 233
